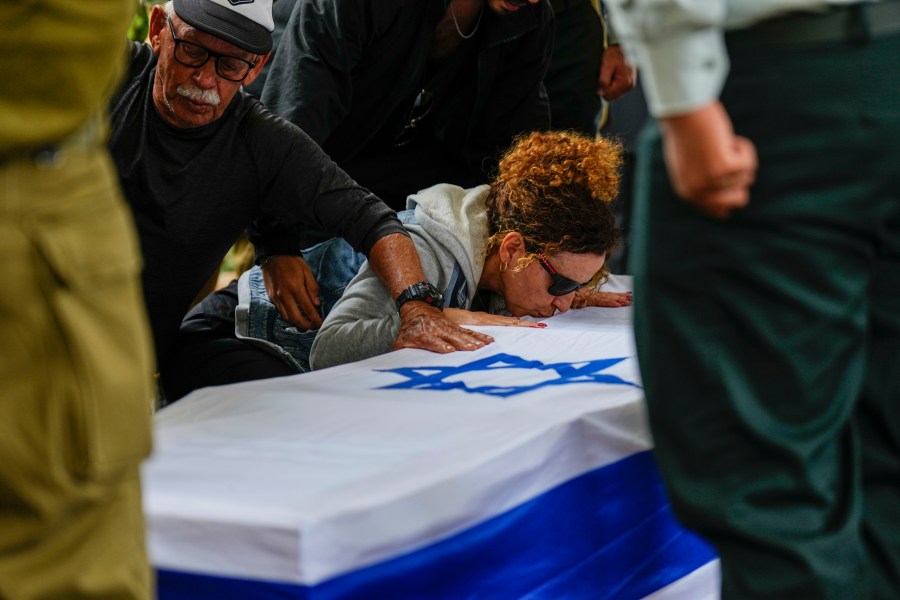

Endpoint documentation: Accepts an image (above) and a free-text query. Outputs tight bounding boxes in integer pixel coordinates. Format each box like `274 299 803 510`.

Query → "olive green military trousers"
0 143 155 599
631 21 900 600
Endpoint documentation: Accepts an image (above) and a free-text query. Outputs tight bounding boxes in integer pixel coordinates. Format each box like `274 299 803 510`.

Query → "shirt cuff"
253 241 304 265
360 221 409 257
635 27 728 118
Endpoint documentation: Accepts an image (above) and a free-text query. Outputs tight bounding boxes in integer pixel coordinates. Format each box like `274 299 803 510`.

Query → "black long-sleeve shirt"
258 0 554 209
108 42 405 366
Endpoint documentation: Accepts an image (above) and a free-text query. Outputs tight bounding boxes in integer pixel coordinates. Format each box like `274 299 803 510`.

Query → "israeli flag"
143 277 720 599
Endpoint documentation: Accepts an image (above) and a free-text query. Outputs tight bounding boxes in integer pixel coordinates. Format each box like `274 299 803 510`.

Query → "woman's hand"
572 289 633 309
444 308 546 328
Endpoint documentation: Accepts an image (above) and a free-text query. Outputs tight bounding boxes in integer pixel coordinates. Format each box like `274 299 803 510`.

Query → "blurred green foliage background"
127 0 166 42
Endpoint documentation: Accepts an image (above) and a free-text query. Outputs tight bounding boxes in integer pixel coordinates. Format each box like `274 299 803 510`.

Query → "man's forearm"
367 232 429 301
659 100 757 218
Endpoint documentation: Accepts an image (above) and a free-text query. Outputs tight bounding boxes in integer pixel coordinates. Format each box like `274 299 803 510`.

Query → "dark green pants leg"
631 31 900 599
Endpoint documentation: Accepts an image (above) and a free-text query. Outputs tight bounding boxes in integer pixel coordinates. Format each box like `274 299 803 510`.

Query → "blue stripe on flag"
157 451 716 600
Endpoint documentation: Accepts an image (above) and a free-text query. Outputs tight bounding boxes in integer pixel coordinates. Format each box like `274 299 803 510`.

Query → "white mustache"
176 84 221 106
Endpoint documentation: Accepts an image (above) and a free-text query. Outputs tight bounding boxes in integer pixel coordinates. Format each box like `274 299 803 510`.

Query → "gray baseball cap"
173 0 274 54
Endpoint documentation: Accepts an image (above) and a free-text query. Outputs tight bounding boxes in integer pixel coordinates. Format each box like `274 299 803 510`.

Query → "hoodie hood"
405 183 491 305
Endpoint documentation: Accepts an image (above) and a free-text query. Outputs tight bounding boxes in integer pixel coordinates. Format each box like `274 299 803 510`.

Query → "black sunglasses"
167 17 256 82
528 244 593 296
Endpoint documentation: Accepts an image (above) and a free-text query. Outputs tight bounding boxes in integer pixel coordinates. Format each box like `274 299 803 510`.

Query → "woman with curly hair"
309 130 629 369
162 130 629 400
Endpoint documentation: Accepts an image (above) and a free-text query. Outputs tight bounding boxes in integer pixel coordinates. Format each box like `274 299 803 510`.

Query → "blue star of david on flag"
376 353 640 398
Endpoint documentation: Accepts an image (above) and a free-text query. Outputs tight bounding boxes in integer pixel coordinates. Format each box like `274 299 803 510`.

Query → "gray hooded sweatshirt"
310 183 506 369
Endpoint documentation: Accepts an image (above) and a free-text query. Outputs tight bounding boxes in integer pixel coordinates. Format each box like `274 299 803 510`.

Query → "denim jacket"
235 237 367 372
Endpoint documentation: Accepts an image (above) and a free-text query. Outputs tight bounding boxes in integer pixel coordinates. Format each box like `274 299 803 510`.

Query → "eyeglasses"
528 245 593 296
167 17 256 82
393 89 434 148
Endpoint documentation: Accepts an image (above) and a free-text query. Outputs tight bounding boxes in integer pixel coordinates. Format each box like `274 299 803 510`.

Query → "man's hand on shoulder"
660 100 758 219
393 303 494 354
368 232 493 353
260 255 323 330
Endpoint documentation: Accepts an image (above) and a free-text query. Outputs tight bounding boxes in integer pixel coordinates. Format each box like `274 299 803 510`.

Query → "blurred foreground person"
605 0 900 597
0 2 156 598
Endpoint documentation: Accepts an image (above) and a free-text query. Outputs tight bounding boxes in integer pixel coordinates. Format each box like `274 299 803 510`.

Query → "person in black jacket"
257 0 554 212
108 0 492 400
544 0 636 135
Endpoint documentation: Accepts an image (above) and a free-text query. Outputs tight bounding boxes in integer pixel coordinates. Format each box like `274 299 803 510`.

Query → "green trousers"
0 141 155 599
632 23 900 600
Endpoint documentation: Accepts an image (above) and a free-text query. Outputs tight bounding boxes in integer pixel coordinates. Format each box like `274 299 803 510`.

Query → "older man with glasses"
108 0 493 402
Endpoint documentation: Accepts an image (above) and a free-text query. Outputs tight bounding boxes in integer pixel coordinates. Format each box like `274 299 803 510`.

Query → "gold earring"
499 261 508 273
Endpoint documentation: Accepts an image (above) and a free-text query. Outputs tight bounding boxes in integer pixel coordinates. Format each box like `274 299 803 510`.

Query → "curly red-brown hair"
485 130 622 254
484 130 622 277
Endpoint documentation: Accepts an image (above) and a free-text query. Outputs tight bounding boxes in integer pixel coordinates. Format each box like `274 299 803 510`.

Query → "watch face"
397 281 443 310
415 282 441 305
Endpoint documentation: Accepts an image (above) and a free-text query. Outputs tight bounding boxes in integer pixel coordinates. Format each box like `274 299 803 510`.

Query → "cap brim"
174 0 272 54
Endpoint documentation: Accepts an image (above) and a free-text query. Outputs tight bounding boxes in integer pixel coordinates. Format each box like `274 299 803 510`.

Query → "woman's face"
502 251 606 318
